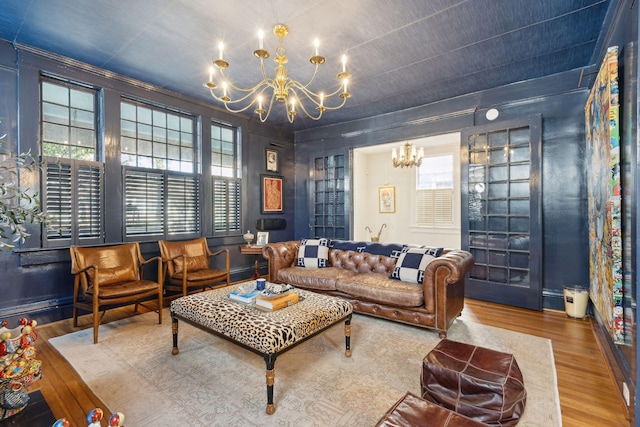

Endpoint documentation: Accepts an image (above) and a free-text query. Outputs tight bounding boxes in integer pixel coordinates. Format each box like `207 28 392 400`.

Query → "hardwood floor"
26 298 629 426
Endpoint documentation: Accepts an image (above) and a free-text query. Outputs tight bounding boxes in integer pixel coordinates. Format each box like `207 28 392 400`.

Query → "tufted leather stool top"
421 339 526 426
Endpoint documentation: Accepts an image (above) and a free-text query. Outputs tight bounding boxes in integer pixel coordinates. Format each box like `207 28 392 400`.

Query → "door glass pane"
312 154 346 239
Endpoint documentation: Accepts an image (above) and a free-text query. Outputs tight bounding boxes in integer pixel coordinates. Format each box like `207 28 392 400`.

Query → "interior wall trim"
0 296 73 319
340 107 476 139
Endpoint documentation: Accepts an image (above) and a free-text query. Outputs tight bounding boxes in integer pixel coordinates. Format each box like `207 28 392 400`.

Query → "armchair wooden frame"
70 242 163 344
158 237 230 298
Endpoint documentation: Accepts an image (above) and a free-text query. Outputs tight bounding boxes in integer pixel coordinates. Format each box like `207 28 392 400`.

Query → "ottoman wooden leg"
264 354 277 414
344 314 352 357
171 315 179 355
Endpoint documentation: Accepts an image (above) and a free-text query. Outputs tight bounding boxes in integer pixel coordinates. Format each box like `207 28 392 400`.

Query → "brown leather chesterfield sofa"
262 240 474 338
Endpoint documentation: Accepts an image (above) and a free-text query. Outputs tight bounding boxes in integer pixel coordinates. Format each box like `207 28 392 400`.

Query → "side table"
239 245 264 279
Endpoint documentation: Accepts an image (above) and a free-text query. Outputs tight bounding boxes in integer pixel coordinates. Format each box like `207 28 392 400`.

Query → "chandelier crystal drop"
391 142 424 168
203 24 352 123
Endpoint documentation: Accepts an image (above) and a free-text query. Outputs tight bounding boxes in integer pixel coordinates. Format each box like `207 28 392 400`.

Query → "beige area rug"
49 309 561 426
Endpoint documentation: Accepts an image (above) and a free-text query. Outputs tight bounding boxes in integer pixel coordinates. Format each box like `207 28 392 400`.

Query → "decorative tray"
259 284 295 300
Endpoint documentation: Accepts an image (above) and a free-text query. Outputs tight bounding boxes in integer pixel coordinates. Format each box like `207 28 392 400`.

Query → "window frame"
120 99 201 241
39 77 104 247
411 142 460 230
210 121 242 236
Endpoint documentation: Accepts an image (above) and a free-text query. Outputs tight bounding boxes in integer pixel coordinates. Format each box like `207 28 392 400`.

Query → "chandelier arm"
287 89 324 121
295 63 321 89
258 91 278 123
217 68 269 94
313 94 348 111
291 81 345 108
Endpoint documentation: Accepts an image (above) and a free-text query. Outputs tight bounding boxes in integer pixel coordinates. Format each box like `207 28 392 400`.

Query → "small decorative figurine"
109 411 125 426
52 418 70 427
0 318 41 421
87 407 103 427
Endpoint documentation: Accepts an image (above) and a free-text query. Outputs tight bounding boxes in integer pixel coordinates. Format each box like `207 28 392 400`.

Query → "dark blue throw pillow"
297 238 330 268
390 246 443 284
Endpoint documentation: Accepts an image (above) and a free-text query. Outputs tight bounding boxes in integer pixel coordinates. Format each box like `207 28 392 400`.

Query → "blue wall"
295 70 591 312
293 0 639 421
0 41 296 325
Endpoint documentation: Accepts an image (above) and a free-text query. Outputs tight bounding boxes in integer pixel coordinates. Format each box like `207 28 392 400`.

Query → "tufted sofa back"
329 249 397 275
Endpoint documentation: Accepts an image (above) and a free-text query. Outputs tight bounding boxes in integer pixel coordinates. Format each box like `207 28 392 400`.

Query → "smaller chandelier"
203 24 352 123
392 142 424 168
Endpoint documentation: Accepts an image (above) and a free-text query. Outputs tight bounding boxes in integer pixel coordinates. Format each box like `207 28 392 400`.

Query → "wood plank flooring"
24 298 629 426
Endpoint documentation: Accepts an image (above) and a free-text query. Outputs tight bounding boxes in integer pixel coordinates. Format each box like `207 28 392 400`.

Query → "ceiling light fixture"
392 142 424 168
203 24 352 123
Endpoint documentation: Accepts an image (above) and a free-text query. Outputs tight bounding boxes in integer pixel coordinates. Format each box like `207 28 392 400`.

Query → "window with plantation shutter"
121 99 200 240
167 173 200 235
40 78 103 247
416 154 454 227
124 168 201 239
124 169 164 237
417 188 454 226
43 158 103 247
213 179 241 233
211 122 241 235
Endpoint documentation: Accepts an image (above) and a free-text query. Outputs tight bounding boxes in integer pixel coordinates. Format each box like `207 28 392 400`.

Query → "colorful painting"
585 46 622 344
261 175 284 214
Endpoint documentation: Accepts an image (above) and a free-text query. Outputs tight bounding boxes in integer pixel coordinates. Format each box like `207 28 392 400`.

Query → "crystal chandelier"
392 142 424 168
203 24 352 123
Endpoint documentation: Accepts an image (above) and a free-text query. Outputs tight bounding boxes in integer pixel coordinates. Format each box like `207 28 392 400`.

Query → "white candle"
258 30 264 49
222 82 227 97
290 98 296 112
209 66 214 82
314 38 320 56
320 92 324 107
257 95 263 110
342 54 347 72
343 79 348 93
218 42 224 60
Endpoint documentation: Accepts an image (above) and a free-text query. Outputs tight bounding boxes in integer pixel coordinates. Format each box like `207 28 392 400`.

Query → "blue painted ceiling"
0 0 611 130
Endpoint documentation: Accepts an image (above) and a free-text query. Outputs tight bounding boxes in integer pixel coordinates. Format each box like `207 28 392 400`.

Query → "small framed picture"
378 185 396 213
266 148 279 173
256 231 269 246
261 174 284 214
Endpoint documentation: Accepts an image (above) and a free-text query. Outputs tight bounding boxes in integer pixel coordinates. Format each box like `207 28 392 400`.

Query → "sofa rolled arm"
425 249 475 285
262 240 300 283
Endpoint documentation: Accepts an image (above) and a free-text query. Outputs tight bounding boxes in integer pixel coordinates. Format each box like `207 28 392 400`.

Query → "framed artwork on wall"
378 185 396 213
266 148 279 172
261 174 284 214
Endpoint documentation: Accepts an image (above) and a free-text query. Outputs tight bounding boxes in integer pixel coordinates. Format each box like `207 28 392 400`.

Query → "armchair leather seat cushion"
85 279 163 300
421 339 526 427
376 391 489 427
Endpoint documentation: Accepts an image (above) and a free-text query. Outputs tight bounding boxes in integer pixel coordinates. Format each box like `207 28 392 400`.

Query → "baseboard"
591 309 633 424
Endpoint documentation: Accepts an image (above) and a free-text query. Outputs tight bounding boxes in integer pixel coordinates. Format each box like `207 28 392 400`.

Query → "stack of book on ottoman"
229 282 299 310
255 291 299 310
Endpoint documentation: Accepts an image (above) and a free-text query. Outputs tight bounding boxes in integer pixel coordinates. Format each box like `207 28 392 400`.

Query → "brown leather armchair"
158 237 230 297
70 242 163 344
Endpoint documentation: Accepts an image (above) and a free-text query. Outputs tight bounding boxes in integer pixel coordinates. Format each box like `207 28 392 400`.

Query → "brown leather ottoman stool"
421 339 526 426
376 391 490 427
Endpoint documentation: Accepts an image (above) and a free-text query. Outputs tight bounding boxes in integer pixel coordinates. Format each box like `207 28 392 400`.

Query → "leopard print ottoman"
170 283 353 414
